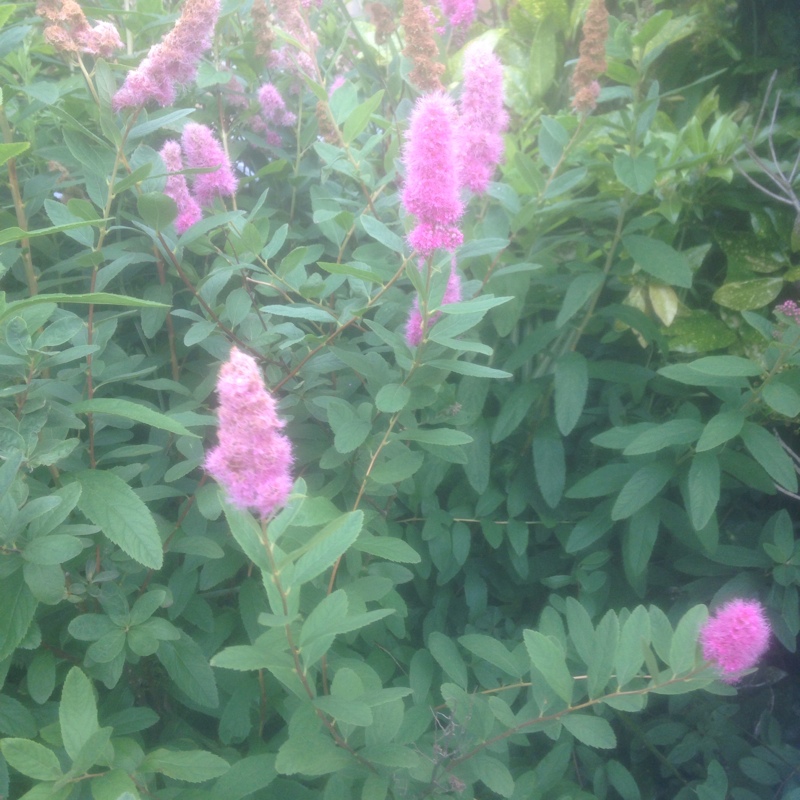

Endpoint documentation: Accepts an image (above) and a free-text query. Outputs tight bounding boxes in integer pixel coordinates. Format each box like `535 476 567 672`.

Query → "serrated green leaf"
459 634 523 678
0 570 37 661
0 141 30 167
696 410 745 452
375 383 411 412
523 630 572 703
612 462 672 520
353 535 420 563
561 714 616 749
0 738 62 781
74 470 163 569
22 535 84 565
668 605 707 675
428 632 468 689
60 668 99 761
289 510 364 585
156 632 219 708
615 606 651 688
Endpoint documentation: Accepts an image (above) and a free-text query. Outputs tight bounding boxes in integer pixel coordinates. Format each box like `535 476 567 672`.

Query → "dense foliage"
1 0 800 798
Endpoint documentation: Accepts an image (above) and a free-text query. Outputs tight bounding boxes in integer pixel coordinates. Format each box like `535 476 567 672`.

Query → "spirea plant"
1 0 800 798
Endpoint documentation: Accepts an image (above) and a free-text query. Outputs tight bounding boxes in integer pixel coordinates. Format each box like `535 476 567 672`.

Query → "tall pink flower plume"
405 262 463 347
181 123 238 206
205 347 294 519
439 0 477 28
159 141 202 234
699 598 770 682
112 0 220 110
457 42 508 194
402 93 464 257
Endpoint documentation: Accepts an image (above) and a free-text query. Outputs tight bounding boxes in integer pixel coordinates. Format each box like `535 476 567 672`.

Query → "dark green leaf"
141 748 229 782
157 632 219 708
562 714 616 749
623 235 693 288
554 352 588 435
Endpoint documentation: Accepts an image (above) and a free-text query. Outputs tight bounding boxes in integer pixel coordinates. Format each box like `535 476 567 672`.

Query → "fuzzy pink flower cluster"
159 124 236 232
402 92 465 257
252 84 297 147
439 0 477 28
405 263 463 346
699 598 770 682
206 347 294 519
402 45 506 257
457 42 509 194
159 141 202 234
112 0 220 110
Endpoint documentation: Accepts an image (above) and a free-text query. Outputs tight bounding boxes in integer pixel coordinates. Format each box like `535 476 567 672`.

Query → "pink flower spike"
402 92 464 257
205 347 294 519
181 123 238 206
699 598 771 683
457 42 508 194
159 140 202 234
113 0 220 110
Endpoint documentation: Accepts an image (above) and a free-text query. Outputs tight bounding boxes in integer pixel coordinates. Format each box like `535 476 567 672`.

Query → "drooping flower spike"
205 347 294 519
180 123 238 207
159 141 202 234
699 598 770 683
113 0 220 110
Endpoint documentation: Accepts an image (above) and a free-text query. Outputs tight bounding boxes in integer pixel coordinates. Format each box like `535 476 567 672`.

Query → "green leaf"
0 739 62 781
762 381 800 418
623 503 660 586
428 359 512 380
137 192 178 230
696 410 745 452
614 154 656 194
70 398 195 437
212 754 277 800
0 570 37 660
326 398 371 454
561 714 616 749
622 419 702 455
0 141 30 167
687 452 720 531
0 293 168 327
668 605 707 676
375 383 411 413
342 89 384 143
395 427 472 446
588 611 619 698
156 632 219 708
74 470 163 569
223 504 271 571
492 382 538 443
473 753 515 798
533 422 565 508
314 695 373 726
369 450 424 484
459 634 523 678
623 235 693 288
22 535 84 565
615 606 651 688
523 630 573 704
740 423 798 492
141 748 229 782
612 462 672 520
529 19 557 98
290 510 364 585
554 352 588 435
26 650 56 704
428 632 468 689
353 534 421 563
713 278 783 311
360 214 405 253
299 590 347 668
60 668 98 761
556 272 604 328
0 220 106 248
0 695 37 737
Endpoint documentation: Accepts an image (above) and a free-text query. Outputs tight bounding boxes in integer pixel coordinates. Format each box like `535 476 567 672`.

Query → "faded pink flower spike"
112 0 220 110
181 123 238 206
457 42 508 194
402 93 464 256
159 141 202 234
699 598 770 682
405 262 463 346
205 347 294 519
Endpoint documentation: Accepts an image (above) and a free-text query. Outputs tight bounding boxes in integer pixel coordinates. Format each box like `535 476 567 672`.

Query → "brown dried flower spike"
571 0 608 114
402 0 444 93
36 0 122 57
